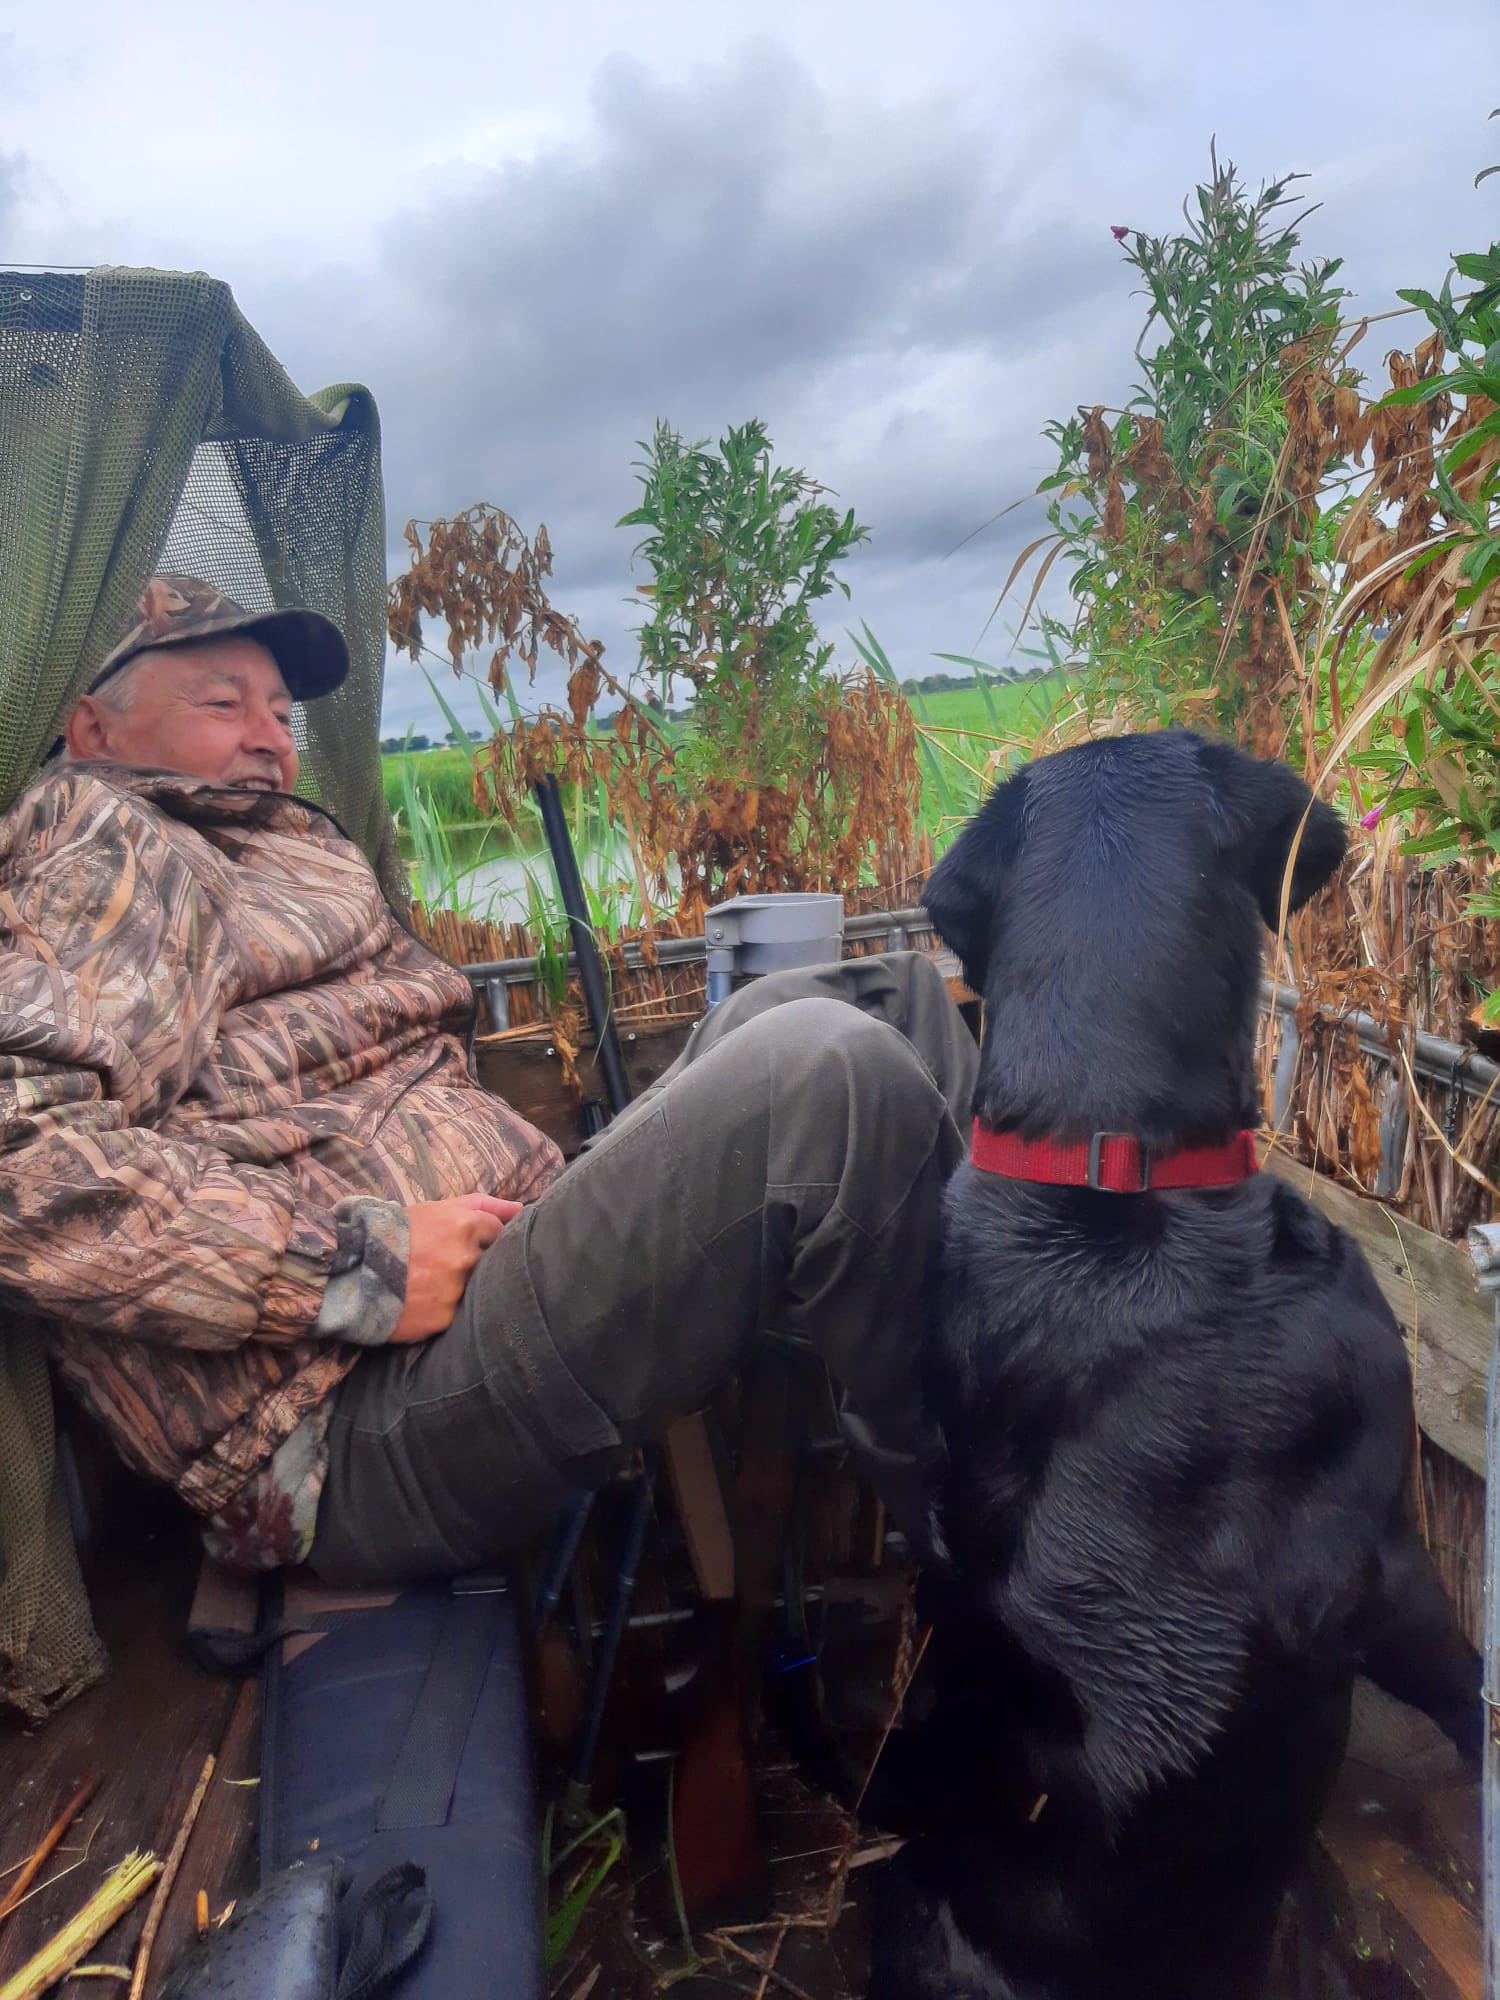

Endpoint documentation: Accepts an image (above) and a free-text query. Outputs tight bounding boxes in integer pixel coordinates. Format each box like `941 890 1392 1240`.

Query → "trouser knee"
763 996 941 1112
756 998 954 1220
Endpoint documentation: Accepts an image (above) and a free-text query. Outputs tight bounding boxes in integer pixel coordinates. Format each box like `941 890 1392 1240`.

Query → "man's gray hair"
84 652 151 713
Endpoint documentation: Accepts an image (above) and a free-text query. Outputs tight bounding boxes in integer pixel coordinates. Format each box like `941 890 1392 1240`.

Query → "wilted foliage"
1008 142 1500 1235
388 425 924 937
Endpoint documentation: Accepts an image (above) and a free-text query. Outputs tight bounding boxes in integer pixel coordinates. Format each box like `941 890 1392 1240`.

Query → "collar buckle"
1087 1132 1151 1193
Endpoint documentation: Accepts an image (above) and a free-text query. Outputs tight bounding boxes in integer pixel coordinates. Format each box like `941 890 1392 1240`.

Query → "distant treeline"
380 702 692 756
380 677 1046 754
898 670 1045 695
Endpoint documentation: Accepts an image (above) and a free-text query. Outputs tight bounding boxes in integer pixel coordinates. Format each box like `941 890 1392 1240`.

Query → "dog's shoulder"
1254 1173 1410 1391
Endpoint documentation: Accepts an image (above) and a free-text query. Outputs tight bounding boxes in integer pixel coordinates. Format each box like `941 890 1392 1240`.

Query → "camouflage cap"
89 575 349 702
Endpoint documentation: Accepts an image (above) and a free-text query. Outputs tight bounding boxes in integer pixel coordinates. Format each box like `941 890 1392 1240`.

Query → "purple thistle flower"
1110 225 1130 242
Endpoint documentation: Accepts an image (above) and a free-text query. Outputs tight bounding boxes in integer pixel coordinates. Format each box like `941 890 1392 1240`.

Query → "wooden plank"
1422 1445 1486 1652
1342 1677 1479 1906
662 1415 736 1602
475 1017 695 1158
1282 1676 1482 1997
1264 1149 1492 1478
1316 1817 1482 1999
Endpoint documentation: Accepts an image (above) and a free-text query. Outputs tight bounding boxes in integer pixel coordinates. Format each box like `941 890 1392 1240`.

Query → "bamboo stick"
709 1931 816 2000
0 1776 99 1925
0 1854 160 2000
127 1755 215 2000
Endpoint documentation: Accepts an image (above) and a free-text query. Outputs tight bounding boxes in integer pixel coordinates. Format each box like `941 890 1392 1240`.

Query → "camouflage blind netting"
0 265 403 1717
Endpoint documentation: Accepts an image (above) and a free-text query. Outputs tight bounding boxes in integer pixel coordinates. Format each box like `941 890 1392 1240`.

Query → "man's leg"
313 993 963 1584
608 950 976 1136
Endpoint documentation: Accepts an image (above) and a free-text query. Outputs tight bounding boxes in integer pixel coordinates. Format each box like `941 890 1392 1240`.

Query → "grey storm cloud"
6 16 1499 735
0 153 26 242
261 44 1136 726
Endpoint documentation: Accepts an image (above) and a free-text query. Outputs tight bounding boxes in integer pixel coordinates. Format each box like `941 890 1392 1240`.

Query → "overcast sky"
3 0 1498 736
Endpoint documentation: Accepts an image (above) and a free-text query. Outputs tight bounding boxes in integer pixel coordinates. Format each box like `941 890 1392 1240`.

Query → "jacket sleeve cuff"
312 1197 410 1346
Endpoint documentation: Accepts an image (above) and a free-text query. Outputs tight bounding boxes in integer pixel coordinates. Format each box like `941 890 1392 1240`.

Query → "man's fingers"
468 1212 507 1251
453 1193 525 1222
389 1196 518 1344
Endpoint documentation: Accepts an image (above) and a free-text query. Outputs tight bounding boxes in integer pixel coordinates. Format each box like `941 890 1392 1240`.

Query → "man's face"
64 638 300 793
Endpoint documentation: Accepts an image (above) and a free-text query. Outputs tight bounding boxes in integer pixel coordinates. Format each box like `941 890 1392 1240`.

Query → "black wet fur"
866 730 1480 2000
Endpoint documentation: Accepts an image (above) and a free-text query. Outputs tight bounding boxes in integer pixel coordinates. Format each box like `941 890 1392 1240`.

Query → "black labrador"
869 729 1479 2000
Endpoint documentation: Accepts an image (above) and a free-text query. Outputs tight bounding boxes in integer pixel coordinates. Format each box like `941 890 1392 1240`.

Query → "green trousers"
311 953 977 1583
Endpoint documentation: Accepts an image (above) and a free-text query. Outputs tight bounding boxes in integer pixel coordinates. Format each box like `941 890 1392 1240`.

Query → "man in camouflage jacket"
0 578 975 1582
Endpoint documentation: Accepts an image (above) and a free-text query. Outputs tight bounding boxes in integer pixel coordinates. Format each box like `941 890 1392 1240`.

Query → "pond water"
403 828 675 929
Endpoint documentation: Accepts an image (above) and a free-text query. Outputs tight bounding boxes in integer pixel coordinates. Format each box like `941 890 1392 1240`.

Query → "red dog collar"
970 1123 1259 1193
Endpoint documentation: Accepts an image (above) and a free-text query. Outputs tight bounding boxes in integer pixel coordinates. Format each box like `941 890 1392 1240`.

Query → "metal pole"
564 1447 659 1821
530 773 659 1806
532 773 631 1120
1467 1220 1500 1998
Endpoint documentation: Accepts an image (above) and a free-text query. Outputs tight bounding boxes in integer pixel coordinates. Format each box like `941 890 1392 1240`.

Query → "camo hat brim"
89 575 349 702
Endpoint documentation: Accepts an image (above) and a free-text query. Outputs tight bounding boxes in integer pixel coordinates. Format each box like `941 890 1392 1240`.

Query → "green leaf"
1444 422 1500 473
849 622 898 684
1399 827 1467 861
1382 377 1457 409
474 682 506 736
422 669 479 758
1455 249 1500 285
545 1831 623 1969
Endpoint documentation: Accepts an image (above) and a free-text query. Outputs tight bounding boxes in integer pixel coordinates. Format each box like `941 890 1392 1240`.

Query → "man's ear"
922 766 1029 990
61 695 114 764
1198 738 1346 927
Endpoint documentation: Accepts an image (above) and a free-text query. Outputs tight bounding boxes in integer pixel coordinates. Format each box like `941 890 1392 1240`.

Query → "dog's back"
880 732 1479 2000
890 1171 1399 1999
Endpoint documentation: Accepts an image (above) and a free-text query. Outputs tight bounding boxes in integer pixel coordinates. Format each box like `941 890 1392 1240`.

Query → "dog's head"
923 730 1345 1145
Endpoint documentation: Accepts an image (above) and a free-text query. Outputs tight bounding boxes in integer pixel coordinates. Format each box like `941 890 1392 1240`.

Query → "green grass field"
905 677 1059 737
381 674 1067 881
382 744 481 825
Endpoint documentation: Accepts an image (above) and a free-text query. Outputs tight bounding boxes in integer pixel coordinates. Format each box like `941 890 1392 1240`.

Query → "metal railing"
459 906 931 1030
462 906 1499 1153
1261 980 1497 1199
1466 1223 1500 2000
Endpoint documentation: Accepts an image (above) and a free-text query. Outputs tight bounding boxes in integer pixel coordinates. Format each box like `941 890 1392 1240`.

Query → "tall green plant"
619 418 870 789
1341 226 1500 874
1023 153 1357 743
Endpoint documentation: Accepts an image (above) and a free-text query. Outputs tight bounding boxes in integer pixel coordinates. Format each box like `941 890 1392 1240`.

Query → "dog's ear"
1197 738 1346 927
922 767 1028 989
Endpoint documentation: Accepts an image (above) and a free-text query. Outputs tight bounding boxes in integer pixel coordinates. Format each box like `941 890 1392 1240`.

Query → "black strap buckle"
1086 1132 1151 1193
453 1572 509 1598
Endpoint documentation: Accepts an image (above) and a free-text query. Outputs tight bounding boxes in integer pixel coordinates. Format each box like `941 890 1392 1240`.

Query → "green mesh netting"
0 265 401 887
0 1311 108 1722
0 265 403 1718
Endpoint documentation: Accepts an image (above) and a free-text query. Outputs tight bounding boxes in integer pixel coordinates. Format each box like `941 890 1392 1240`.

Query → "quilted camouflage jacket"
0 764 562 1535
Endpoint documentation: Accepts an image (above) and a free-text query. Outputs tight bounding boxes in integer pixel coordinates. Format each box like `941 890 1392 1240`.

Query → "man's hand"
390 1193 523 1343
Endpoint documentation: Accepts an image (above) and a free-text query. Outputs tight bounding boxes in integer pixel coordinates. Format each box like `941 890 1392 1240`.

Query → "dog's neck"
970 909 1265 1152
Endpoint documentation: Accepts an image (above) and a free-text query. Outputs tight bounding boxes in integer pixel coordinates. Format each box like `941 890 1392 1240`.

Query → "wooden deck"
1 1553 1480 2000
1279 1680 1482 1998
0 1488 260 1998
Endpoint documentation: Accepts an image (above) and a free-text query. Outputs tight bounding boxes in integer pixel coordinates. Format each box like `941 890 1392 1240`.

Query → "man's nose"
243 706 296 756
